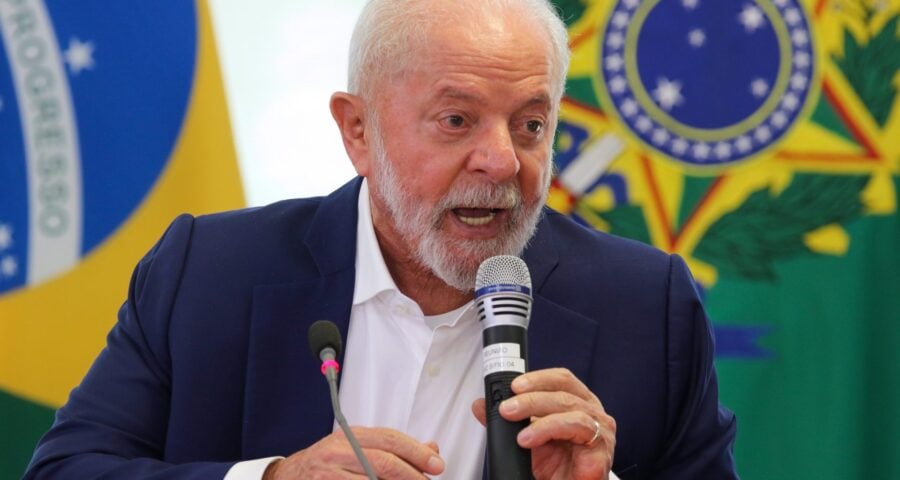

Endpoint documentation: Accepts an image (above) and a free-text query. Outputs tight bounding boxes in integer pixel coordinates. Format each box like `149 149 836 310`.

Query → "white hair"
347 0 570 102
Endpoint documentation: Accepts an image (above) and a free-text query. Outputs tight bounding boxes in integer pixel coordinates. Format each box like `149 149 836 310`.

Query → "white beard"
367 123 550 291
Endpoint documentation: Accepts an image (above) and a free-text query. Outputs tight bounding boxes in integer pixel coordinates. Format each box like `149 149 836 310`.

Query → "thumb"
471 398 487 427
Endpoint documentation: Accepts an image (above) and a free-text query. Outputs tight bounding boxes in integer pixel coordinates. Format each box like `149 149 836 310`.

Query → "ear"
330 92 372 177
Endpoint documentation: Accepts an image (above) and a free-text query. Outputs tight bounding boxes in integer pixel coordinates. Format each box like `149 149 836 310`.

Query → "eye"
525 119 544 134
440 114 467 129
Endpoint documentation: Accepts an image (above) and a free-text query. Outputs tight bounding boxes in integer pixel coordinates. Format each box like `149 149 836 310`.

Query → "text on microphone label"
482 343 525 376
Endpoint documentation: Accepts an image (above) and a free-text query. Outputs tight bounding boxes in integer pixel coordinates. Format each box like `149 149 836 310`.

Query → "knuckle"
606 414 618 435
559 392 580 411
370 451 396 474
318 446 344 464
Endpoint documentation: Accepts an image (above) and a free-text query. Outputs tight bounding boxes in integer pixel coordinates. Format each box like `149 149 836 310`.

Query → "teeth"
457 212 496 226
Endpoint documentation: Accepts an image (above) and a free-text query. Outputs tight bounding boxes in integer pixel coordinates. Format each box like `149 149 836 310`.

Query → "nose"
468 121 520 183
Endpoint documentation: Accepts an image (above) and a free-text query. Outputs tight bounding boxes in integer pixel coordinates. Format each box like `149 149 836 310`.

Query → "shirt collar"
353 179 401 305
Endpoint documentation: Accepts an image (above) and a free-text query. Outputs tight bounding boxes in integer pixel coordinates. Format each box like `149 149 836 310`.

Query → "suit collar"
522 207 561 292
303 177 363 276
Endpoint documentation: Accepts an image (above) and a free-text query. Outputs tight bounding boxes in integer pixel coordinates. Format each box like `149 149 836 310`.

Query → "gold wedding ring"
586 419 602 447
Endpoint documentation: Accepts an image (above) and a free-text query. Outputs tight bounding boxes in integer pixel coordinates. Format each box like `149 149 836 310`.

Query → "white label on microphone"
482 343 520 361
482 343 525 376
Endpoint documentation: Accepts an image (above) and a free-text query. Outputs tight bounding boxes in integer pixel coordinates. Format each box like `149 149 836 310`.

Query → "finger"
424 441 440 454
499 390 600 422
471 398 487 427
357 448 432 480
517 411 615 451
511 368 598 402
350 427 445 475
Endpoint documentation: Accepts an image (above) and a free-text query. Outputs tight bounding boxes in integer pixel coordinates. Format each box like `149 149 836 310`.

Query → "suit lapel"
528 295 599 379
241 179 362 458
523 210 599 379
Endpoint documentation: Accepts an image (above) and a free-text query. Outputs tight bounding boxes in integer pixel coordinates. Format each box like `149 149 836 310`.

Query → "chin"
417 233 522 291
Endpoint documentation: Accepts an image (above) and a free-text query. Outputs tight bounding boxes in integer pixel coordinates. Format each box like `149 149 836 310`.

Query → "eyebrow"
521 94 552 110
433 87 551 110
433 87 482 103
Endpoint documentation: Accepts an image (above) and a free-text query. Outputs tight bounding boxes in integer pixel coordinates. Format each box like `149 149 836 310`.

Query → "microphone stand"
320 347 377 480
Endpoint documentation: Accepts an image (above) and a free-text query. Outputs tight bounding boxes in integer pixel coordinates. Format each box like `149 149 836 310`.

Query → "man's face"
366 17 557 291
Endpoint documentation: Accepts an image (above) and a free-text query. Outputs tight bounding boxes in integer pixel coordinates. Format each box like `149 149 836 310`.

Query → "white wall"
209 1 367 206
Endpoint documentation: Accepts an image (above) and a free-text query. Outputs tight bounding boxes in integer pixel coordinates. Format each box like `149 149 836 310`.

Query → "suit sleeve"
23 214 235 480
653 255 738 479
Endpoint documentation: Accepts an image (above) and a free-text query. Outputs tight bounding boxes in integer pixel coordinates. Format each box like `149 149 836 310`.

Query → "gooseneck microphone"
307 320 377 480
476 255 534 479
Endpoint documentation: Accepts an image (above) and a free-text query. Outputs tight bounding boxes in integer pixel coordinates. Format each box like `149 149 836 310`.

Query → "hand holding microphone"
472 256 617 480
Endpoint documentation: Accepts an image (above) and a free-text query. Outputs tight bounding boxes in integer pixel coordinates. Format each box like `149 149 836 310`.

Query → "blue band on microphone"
475 284 531 298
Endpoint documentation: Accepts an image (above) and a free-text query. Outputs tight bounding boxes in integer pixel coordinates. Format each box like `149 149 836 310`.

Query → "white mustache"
436 182 522 212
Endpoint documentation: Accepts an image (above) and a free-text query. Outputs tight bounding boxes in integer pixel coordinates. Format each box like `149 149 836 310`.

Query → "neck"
398 271 472 316
370 215 472 316
378 236 473 316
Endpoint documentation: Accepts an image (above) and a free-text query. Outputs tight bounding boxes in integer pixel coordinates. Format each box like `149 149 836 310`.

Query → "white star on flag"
793 51 811 68
735 135 753 153
623 0 640 9
606 32 625 49
621 98 639 117
609 76 627 94
771 111 789 128
790 72 808 90
635 115 653 133
672 138 690 155
714 142 732 160
652 77 685 111
612 12 631 29
785 8 802 25
688 28 706 48
0 224 12 250
64 37 96 75
791 29 809 46
0 95 4 112
692 142 711 160
739 4 767 32
1 255 17 277
750 78 770 98
782 93 800 111
754 125 772 142
682 0 700 10
652 128 670 145
605 54 624 72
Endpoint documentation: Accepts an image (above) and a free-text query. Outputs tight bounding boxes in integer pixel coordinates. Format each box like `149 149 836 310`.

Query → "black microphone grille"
308 320 343 359
476 255 531 290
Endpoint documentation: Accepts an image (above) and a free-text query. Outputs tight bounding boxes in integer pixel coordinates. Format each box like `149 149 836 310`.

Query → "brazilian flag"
0 1 243 477
550 0 900 478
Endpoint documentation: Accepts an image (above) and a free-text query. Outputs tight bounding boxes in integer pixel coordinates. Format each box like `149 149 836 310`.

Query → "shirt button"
426 364 441 378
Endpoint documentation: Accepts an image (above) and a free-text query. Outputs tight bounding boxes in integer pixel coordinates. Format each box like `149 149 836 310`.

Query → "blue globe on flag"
0 1 197 295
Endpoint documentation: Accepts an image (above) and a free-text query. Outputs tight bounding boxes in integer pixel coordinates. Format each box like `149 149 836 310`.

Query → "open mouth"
452 207 504 226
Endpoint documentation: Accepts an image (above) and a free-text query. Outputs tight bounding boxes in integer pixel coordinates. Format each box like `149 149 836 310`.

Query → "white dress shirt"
338 179 486 479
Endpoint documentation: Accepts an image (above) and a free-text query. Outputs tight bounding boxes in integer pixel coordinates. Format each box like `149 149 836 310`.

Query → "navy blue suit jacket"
26 178 736 479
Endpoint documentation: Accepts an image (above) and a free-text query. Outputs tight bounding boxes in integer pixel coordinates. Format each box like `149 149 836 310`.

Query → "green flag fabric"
550 0 900 478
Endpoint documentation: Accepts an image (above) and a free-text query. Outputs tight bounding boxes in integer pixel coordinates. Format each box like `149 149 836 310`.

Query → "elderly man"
25 0 737 479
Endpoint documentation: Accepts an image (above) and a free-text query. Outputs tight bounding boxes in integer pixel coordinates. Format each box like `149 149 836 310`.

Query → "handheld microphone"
476 255 533 479
307 320 377 480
